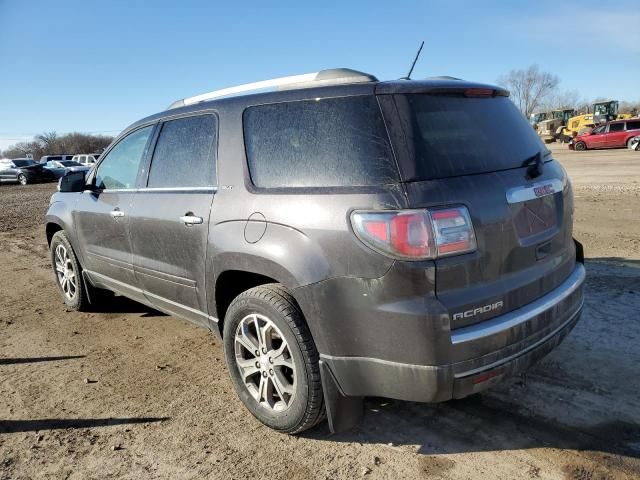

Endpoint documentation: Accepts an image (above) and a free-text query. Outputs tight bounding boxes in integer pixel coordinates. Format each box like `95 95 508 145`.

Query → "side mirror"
59 171 92 192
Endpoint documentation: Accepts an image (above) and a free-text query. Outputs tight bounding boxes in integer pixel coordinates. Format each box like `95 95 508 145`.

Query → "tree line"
1 132 114 160
497 64 639 117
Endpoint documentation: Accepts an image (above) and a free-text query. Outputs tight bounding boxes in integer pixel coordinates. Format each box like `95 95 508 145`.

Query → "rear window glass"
243 96 398 188
147 115 217 188
394 94 547 180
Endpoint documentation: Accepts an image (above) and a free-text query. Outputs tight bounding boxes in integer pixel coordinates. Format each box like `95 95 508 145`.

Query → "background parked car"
0 158 57 185
570 119 640 151
43 160 91 179
39 154 74 164
71 154 101 166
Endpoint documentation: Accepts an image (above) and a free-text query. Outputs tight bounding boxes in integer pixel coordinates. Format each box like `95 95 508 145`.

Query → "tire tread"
228 283 325 434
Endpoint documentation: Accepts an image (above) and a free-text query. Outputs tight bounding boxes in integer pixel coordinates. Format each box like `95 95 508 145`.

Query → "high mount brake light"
464 88 494 97
351 207 476 260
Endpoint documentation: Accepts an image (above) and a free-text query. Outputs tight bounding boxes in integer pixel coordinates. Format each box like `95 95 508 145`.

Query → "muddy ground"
1 145 639 479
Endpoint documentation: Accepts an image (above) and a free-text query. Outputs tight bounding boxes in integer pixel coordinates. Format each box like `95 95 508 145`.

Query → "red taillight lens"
390 213 431 257
351 207 476 260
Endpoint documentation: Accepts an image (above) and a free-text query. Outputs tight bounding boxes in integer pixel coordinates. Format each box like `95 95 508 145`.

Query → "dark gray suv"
46 69 585 434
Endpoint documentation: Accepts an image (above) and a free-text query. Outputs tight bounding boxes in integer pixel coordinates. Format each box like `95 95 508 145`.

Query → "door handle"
110 208 125 218
180 214 203 226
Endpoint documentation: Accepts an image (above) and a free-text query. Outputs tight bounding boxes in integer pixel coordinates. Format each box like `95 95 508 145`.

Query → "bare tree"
542 90 581 111
497 65 559 116
1 132 113 160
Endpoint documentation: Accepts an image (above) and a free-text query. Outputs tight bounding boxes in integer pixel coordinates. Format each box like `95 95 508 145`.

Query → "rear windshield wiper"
522 152 544 179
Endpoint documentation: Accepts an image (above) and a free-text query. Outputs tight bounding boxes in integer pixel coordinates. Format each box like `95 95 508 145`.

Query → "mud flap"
81 270 94 304
319 359 364 433
574 238 584 264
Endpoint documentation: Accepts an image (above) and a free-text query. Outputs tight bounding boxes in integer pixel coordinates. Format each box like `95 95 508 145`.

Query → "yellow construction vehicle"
535 108 575 143
559 100 628 141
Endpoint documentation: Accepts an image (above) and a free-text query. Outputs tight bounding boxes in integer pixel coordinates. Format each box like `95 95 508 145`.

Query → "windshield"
392 94 548 181
13 160 37 167
61 161 82 167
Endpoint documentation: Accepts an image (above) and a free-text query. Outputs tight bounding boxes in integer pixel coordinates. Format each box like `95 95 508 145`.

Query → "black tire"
223 283 325 434
18 174 28 185
627 137 639 150
50 231 91 311
574 141 587 151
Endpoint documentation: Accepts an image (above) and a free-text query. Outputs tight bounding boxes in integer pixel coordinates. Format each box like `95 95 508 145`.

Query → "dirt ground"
1 146 639 480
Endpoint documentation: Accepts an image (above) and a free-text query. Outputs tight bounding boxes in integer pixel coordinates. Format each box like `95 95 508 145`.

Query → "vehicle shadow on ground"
0 355 85 365
90 295 166 317
0 417 168 434
307 394 640 460
588 257 640 268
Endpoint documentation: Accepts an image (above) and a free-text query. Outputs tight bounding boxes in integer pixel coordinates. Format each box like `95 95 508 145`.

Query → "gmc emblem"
533 184 554 197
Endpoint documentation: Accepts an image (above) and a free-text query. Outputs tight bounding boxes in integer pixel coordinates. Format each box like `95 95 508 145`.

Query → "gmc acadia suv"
46 68 585 434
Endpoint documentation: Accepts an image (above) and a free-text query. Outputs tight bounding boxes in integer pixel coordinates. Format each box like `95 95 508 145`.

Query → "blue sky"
1 0 638 150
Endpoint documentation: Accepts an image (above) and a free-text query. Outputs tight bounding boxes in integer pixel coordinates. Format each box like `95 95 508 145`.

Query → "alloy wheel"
54 244 77 301
234 313 296 411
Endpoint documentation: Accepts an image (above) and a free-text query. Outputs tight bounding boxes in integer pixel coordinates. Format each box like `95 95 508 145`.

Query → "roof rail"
167 68 378 109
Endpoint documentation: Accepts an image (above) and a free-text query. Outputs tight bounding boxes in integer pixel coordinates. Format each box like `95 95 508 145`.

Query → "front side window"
147 115 217 188
243 96 398 188
95 126 153 190
592 125 606 134
608 123 624 132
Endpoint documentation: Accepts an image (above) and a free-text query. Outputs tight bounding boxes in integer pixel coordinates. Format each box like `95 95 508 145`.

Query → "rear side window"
147 115 217 188
627 121 640 131
393 95 547 180
609 123 624 132
243 96 398 188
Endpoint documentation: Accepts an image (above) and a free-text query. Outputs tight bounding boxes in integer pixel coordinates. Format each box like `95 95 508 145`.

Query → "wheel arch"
214 269 283 335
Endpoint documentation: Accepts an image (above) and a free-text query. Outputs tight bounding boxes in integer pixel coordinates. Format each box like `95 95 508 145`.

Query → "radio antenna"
401 41 424 80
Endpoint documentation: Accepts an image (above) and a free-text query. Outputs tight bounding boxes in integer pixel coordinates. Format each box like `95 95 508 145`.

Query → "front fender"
45 193 81 263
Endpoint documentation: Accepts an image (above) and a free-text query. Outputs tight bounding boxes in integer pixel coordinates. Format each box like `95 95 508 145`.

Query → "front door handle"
180 213 203 226
110 208 125 218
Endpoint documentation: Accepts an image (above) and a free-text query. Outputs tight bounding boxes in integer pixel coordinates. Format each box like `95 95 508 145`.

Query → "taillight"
351 207 476 260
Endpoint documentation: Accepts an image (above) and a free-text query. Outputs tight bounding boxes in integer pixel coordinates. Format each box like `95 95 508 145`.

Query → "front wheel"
18 174 28 185
50 231 91 311
223 284 325 434
574 141 587 151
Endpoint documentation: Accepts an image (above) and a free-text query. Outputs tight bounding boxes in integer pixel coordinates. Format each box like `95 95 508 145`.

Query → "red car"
570 118 640 151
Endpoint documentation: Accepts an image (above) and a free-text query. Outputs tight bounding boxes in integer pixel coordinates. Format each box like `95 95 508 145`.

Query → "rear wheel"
223 284 324 434
574 141 587 151
627 137 639 150
18 174 28 185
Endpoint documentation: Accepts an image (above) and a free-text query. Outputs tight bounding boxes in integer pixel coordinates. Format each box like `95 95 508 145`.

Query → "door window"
94 126 153 190
608 123 624 132
626 121 640 131
147 115 217 188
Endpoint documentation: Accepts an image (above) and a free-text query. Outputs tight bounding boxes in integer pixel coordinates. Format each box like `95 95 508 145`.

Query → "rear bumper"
319 263 585 402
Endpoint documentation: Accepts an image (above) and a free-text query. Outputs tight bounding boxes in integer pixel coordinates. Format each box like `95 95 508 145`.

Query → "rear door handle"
180 214 203 226
110 208 125 218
